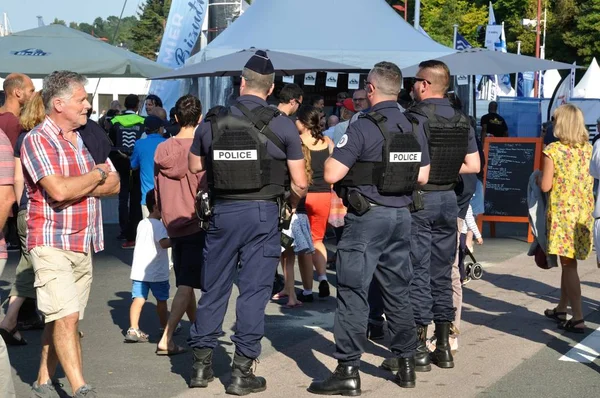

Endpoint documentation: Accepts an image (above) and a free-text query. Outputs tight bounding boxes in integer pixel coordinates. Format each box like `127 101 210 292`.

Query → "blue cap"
244 50 274 75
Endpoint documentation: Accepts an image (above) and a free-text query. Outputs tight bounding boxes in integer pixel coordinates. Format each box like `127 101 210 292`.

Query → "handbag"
328 190 347 228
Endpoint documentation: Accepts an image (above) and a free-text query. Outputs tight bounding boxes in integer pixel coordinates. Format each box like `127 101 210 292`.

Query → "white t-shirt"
130 218 170 282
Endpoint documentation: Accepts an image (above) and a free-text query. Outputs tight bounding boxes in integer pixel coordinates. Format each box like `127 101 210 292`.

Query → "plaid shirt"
0 129 15 260
21 117 107 254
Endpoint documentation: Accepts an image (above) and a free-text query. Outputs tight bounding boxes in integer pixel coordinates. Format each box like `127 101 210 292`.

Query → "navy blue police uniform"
188 94 303 359
328 100 429 379
406 97 477 367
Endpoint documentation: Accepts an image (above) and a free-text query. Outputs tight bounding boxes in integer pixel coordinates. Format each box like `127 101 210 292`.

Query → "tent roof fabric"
187 0 454 69
402 48 579 77
0 24 171 78
573 58 600 99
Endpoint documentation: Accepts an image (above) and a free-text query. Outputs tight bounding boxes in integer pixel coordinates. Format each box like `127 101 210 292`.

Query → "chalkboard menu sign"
484 141 537 217
477 137 543 243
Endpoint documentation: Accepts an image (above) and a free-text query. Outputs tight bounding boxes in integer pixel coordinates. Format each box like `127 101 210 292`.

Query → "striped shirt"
21 117 107 254
0 129 15 260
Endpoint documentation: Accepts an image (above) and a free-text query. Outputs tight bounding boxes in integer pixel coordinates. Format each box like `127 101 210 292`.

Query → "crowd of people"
0 50 598 398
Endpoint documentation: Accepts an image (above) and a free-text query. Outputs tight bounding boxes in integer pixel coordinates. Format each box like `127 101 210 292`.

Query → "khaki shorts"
30 246 93 323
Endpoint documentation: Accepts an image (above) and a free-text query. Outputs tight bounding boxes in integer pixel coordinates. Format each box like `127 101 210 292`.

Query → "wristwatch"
95 167 107 183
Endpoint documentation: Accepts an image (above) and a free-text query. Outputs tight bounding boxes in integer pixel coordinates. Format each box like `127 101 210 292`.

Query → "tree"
51 18 66 26
562 0 600 64
130 0 172 60
419 0 487 47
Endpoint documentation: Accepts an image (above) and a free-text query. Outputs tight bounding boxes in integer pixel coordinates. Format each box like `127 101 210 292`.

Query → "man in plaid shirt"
21 71 119 398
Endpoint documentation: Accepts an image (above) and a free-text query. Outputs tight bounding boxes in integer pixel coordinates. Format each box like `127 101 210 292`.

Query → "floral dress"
544 142 594 260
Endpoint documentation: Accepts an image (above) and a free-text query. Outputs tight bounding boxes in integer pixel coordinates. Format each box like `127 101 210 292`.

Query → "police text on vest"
389 152 422 162
214 150 258 160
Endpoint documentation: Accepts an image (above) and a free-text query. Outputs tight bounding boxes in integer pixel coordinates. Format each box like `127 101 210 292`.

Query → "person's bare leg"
156 300 168 329
561 257 585 325
312 241 327 278
129 298 145 330
36 323 59 386
465 230 474 252
0 296 26 340
185 290 197 323
284 250 299 306
158 286 192 351
556 267 569 313
52 312 85 392
298 253 314 292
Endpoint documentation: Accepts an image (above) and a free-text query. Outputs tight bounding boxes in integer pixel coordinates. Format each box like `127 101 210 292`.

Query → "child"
125 189 172 343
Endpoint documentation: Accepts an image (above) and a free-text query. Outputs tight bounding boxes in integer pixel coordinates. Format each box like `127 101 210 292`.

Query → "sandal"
156 344 187 356
0 327 27 346
544 308 567 322
558 319 585 334
284 301 303 309
271 292 289 301
124 328 149 343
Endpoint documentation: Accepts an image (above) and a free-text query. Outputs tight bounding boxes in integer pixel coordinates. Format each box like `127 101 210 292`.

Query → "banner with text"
148 0 207 111
304 73 317 86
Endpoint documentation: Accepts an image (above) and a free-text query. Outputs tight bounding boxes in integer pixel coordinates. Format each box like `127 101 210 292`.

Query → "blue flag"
517 71 535 97
147 0 208 111
455 33 472 51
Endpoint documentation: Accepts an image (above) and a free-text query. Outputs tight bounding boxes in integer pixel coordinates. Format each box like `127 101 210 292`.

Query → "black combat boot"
307 364 361 396
414 325 431 372
394 357 416 388
226 353 266 396
430 322 454 368
367 323 385 341
380 325 430 373
190 347 215 388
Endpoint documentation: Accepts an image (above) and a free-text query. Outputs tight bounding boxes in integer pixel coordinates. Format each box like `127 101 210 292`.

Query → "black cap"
244 50 274 75
144 115 166 132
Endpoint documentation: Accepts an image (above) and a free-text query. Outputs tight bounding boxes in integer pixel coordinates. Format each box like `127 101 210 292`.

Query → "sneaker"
318 280 330 298
30 380 60 398
121 241 135 249
74 384 97 397
297 292 314 303
124 327 149 343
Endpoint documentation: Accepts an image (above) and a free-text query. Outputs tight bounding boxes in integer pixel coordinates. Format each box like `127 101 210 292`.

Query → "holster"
277 196 292 231
409 190 425 213
347 190 371 216
195 190 213 231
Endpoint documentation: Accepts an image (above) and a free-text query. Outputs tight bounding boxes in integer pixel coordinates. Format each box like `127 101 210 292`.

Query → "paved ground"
1 223 599 398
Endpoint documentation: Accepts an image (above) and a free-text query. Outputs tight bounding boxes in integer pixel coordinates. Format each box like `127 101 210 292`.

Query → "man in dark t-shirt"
0 73 35 149
481 101 508 137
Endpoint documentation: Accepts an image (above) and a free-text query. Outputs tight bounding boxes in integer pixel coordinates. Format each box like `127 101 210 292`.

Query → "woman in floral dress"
541 104 594 333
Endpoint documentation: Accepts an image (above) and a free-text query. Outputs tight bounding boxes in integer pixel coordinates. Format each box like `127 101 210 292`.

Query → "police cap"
244 50 275 75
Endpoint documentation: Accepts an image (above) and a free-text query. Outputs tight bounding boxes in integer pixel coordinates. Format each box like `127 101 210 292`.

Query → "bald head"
150 106 168 121
3 73 35 106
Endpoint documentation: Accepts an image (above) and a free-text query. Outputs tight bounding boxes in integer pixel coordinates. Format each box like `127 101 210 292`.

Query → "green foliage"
51 18 66 26
130 0 171 60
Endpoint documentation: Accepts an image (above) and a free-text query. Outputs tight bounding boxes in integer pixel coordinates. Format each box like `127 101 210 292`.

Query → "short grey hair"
42 71 87 113
241 67 274 95
369 61 402 97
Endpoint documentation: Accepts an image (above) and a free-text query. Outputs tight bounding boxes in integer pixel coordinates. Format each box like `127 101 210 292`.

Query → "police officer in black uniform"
187 50 308 395
308 61 430 395
382 60 480 374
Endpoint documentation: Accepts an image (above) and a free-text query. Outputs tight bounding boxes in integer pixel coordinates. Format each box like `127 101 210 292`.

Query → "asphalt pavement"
1 222 599 398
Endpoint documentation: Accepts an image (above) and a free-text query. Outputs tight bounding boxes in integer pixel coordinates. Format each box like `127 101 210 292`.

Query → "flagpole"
414 0 421 29
453 24 458 49
534 0 542 97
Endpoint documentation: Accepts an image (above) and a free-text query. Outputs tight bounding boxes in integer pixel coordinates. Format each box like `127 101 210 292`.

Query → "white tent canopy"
573 58 600 98
187 0 454 69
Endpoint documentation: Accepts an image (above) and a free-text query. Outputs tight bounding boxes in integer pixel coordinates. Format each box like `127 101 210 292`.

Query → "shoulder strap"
359 111 390 144
235 101 286 155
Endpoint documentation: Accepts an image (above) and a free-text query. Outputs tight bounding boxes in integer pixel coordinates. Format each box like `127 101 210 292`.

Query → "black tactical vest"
411 103 470 191
209 102 287 200
339 111 422 195
110 114 145 155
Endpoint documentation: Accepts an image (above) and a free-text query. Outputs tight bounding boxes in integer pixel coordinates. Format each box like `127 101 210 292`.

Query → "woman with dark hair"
145 94 163 115
295 105 333 302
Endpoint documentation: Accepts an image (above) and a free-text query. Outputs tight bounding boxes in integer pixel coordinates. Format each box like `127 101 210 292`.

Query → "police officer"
109 94 145 245
187 50 307 395
382 60 480 374
307 61 430 395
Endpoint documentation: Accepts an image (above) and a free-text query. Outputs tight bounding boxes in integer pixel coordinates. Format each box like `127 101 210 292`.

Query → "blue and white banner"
455 33 472 51
517 71 535 97
148 0 207 111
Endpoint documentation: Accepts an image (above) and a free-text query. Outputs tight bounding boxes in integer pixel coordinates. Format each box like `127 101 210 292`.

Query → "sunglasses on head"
412 77 432 85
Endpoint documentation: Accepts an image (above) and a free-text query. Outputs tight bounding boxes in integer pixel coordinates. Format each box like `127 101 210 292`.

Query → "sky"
1 0 143 33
